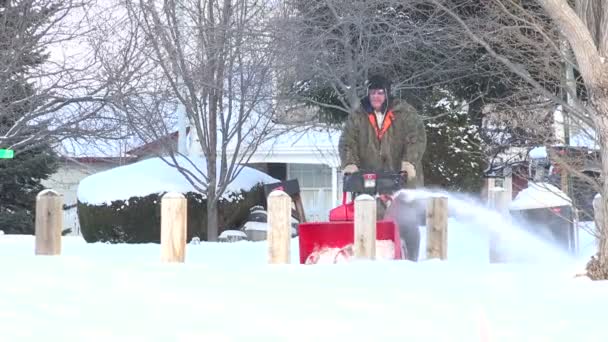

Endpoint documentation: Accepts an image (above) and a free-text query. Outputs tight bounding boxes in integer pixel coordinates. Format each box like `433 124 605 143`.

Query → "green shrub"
0 209 33 234
77 184 265 243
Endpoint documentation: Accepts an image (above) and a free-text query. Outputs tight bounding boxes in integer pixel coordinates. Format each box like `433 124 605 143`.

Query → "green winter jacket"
338 98 427 188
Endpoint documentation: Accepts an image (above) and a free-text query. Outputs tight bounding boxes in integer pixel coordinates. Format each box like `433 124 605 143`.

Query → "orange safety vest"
367 110 394 140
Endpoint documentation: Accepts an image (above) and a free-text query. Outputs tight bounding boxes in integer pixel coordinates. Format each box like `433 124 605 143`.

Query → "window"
288 163 332 188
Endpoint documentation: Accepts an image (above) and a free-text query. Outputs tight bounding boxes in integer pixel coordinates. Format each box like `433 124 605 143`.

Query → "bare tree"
113 0 279 241
277 0 481 118
0 0 133 155
427 0 608 274
279 0 560 196
538 0 608 273
278 1 539 126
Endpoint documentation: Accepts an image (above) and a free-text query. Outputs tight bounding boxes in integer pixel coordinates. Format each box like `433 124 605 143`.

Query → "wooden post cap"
162 192 186 199
37 189 61 199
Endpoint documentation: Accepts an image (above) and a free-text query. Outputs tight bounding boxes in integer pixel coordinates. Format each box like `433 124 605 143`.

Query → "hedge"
77 184 266 243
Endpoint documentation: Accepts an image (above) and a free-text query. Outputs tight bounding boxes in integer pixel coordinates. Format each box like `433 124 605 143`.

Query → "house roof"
126 127 191 157
54 136 142 162
224 125 342 167
86 123 344 168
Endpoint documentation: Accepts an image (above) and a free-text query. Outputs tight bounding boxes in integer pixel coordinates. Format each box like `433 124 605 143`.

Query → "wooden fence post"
35 189 63 255
503 175 513 204
481 177 496 205
354 194 376 259
267 190 291 264
426 196 448 260
160 192 188 263
488 188 509 263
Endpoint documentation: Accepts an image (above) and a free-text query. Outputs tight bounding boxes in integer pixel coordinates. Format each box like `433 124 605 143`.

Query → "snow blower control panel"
343 171 406 195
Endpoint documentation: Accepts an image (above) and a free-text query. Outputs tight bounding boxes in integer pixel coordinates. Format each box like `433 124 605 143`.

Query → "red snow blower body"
298 171 407 264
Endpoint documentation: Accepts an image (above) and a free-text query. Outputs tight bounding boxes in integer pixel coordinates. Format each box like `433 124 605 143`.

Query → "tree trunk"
594 97 608 266
206 119 218 241
468 96 484 132
537 0 603 89
537 0 608 273
206 192 219 242
575 0 608 56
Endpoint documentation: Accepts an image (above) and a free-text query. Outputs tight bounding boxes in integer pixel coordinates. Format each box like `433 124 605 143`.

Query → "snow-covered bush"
76 156 277 243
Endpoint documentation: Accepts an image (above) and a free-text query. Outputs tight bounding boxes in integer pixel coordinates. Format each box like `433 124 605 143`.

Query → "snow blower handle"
342 170 406 196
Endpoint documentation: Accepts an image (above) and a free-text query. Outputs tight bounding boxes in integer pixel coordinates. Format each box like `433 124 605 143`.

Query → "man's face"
369 89 386 111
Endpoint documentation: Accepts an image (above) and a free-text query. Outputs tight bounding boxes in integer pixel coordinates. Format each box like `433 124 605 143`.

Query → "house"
169 88 346 221
228 126 343 222
42 138 143 235
482 103 601 221
183 119 342 222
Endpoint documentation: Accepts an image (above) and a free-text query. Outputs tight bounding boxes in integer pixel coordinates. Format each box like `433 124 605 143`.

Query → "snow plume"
389 188 575 263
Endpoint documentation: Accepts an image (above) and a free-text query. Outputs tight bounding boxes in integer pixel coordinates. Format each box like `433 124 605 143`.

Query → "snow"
304 240 396 264
528 146 547 159
569 130 598 149
0 231 605 341
578 221 598 258
4 180 608 340
242 221 271 231
218 230 247 238
243 221 297 236
509 182 572 211
76 155 278 205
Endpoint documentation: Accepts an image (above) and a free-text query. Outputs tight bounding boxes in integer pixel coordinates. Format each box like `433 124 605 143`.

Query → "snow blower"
298 170 408 264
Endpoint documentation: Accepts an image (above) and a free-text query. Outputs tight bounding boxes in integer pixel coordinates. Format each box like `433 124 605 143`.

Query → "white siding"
41 161 118 235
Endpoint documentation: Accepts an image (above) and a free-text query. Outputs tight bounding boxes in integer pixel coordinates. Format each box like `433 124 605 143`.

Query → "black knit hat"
367 74 391 95
362 74 391 114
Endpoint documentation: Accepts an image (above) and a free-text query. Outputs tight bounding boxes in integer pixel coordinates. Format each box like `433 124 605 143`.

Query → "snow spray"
389 188 575 263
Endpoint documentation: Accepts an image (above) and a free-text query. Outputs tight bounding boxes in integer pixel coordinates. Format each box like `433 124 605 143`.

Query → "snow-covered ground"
0 219 605 342
1 182 605 341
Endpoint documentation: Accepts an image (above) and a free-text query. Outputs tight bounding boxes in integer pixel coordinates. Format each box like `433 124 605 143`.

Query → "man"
338 74 427 261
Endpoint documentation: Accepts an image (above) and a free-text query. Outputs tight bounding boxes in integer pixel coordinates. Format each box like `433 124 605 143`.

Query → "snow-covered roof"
528 146 548 159
509 182 572 211
77 155 278 205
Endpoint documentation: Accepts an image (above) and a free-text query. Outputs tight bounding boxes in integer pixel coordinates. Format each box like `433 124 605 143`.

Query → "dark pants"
378 193 422 261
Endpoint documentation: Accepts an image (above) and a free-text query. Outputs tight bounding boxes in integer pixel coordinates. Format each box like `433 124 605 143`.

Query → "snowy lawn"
0 233 606 342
